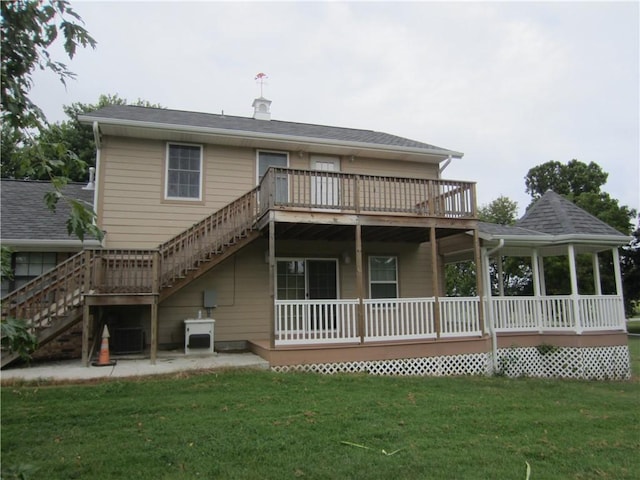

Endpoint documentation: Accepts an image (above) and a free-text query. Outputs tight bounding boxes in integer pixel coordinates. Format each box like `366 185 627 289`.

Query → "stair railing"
1 251 86 333
158 186 260 289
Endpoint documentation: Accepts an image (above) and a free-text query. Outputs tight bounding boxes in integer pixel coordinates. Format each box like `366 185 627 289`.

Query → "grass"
2 365 639 480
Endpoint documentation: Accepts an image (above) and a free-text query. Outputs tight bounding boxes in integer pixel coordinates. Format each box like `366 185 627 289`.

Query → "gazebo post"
567 244 582 334
592 252 602 295
531 249 544 332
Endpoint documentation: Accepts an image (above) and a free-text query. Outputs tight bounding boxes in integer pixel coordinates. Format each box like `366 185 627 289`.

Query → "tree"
2 94 163 181
1 0 101 241
1 0 96 131
445 196 521 297
621 217 640 316
524 159 637 313
525 159 608 201
478 195 518 226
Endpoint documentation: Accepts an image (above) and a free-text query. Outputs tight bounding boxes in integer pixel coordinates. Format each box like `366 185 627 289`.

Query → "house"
0 97 631 379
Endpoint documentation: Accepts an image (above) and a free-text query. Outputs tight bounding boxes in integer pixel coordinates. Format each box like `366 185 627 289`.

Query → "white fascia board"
79 115 464 160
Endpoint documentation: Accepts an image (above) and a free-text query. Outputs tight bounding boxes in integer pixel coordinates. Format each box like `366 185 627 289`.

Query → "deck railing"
260 168 476 218
87 249 158 294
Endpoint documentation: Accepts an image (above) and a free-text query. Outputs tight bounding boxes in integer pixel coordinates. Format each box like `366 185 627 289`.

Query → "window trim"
164 142 203 201
368 255 398 299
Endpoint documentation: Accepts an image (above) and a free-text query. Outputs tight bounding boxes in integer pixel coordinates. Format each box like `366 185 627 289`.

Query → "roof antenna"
255 72 268 97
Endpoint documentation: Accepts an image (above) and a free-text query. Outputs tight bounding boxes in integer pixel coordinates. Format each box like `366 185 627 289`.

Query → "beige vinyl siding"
341 156 440 180
158 241 271 345
99 137 256 248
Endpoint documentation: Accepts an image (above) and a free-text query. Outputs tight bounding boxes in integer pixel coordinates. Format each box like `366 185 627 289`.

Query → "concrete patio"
0 351 269 382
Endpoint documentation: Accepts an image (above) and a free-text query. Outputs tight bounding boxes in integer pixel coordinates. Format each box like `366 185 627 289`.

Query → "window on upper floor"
369 256 398 299
165 143 203 200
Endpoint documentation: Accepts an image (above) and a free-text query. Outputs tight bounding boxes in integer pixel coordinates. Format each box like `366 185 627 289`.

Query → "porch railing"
274 295 626 345
439 297 482 337
490 295 625 332
275 299 359 344
260 167 476 218
364 298 436 341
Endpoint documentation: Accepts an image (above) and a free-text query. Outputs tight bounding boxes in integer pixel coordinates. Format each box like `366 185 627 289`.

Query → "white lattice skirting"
271 345 631 380
494 345 631 380
271 352 491 376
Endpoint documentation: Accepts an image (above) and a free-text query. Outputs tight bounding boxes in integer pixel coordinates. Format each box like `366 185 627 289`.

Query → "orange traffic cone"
92 325 116 367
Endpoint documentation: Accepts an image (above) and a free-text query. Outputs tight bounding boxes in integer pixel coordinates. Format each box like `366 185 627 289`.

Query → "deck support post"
82 250 92 367
269 214 276 349
82 303 90 367
430 226 440 338
150 299 158 364
356 221 365 343
473 227 485 334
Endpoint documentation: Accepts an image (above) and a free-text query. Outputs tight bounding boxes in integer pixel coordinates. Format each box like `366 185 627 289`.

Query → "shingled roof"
1 180 95 242
516 190 625 237
80 104 462 157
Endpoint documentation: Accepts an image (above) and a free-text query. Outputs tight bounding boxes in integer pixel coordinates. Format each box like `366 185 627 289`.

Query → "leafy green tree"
478 195 518 226
621 218 640 316
525 159 608 201
1 0 96 131
4 94 163 181
1 0 101 242
446 196 521 297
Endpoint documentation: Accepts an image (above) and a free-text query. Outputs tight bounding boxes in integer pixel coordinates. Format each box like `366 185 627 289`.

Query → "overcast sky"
30 0 639 220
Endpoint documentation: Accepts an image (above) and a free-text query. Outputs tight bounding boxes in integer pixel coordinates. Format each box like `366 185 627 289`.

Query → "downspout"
92 121 103 246
484 239 504 373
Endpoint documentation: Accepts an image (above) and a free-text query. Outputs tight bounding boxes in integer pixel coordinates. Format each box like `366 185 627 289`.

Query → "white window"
166 143 202 200
369 256 398 299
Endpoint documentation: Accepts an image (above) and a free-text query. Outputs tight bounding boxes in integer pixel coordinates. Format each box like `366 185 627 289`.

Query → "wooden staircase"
1 187 262 368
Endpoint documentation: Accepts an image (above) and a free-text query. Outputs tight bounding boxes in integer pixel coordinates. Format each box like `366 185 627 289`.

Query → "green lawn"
2 347 639 480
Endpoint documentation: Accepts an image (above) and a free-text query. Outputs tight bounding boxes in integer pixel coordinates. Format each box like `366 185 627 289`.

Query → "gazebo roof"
476 190 630 256
516 190 624 236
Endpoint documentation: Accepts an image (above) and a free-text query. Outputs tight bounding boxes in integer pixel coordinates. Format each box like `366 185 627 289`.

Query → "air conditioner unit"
112 327 145 354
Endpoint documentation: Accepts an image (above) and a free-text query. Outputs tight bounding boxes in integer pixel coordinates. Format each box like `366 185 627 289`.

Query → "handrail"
1 251 86 332
158 187 260 289
260 167 476 218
